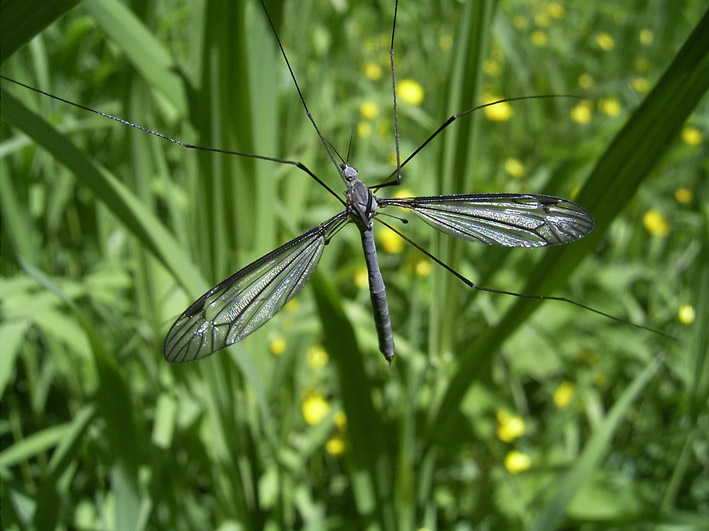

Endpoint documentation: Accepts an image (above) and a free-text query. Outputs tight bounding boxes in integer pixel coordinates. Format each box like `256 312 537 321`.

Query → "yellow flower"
570 100 593 124
360 101 380 120
678 304 695 325
545 2 566 19
398 79 425 105
307 344 329 368
284 299 299 312
639 29 654 46
682 126 703 146
270 336 286 356
379 227 404 253
483 59 501 77
675 188 692 204
496 410 526 442
512 15 529 31
595 32 614 51
578 73 594 89
483 93 513 122
630 77 649 93
530 30 548 47
302 391 330 425
505 157 525 179
363 62 382 80
553 381 575 409
354 267 368 289
357 122 372 138
439 34 453 51
326 433 346 456
415 259 431 277
643 209 669 236
504 451 531 474
334 411 347 430
534 13 551 28
634 57 650 72
599 97 621 117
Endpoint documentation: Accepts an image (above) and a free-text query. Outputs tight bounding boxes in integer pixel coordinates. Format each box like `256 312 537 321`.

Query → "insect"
1 1 668 366
162 0 595 364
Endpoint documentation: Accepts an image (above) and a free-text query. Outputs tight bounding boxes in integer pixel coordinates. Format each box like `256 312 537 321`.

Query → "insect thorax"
346 177 377 231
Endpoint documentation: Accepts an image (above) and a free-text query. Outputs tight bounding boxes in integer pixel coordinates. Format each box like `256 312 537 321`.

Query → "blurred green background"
1 0 707 528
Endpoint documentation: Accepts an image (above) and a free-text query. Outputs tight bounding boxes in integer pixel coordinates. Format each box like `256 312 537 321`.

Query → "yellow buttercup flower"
363 62 382 80
643 209 669 236
357 122 372 138
639 29 654 46
354 267 368 289
678 304 695 325
415 259 431 277
682 126 703 146
675 188 692 204
398 79 425 106
496 409 526 442
302 391 330 425
439 34 453 51
595 32 614 51
513 15 529 30
578 73 594 89
326 434 346 456
534 13 551 28
270 336 286 356
484 93 513 122
378 227 404 253
505 451 531 474
505 157 525 179
599 97 621 117
545 2 566 19
360 101 380 120
307 344 329 368
531 30 548 47
334 411 347 430
553 381 575 408
630 77 650 93
570 100 593 124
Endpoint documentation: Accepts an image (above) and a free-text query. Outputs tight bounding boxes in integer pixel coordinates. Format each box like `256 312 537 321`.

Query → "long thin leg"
388 0 404 188
376 218 676 340
1 75 345 206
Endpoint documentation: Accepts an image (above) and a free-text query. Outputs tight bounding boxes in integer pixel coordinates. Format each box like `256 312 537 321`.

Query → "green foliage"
1 0 707 528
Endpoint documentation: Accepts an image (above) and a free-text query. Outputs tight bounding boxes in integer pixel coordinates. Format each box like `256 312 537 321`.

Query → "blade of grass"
83 0 187 113
1 89 207 298
428 2 709 440
531 355 664 530
0 0 80 64
311 271 396 529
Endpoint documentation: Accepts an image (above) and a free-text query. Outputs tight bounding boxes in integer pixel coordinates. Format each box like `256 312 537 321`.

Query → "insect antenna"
259 0 346 182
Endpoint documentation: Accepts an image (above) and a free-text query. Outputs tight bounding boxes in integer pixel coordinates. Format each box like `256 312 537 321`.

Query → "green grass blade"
1 89 207 298
531 356 663 530
83 0 187 113
428 2 709 439
0 0 80 64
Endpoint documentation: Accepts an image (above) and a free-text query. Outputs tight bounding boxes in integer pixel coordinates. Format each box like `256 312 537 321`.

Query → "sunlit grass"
1 0 708 528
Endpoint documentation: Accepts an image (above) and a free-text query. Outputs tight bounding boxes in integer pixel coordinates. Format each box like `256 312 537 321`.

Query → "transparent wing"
379 193 594 247
164 211 349 364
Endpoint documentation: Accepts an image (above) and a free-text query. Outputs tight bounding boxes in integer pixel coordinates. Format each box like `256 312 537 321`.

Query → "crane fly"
165 0 595 364
1 1 670 366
